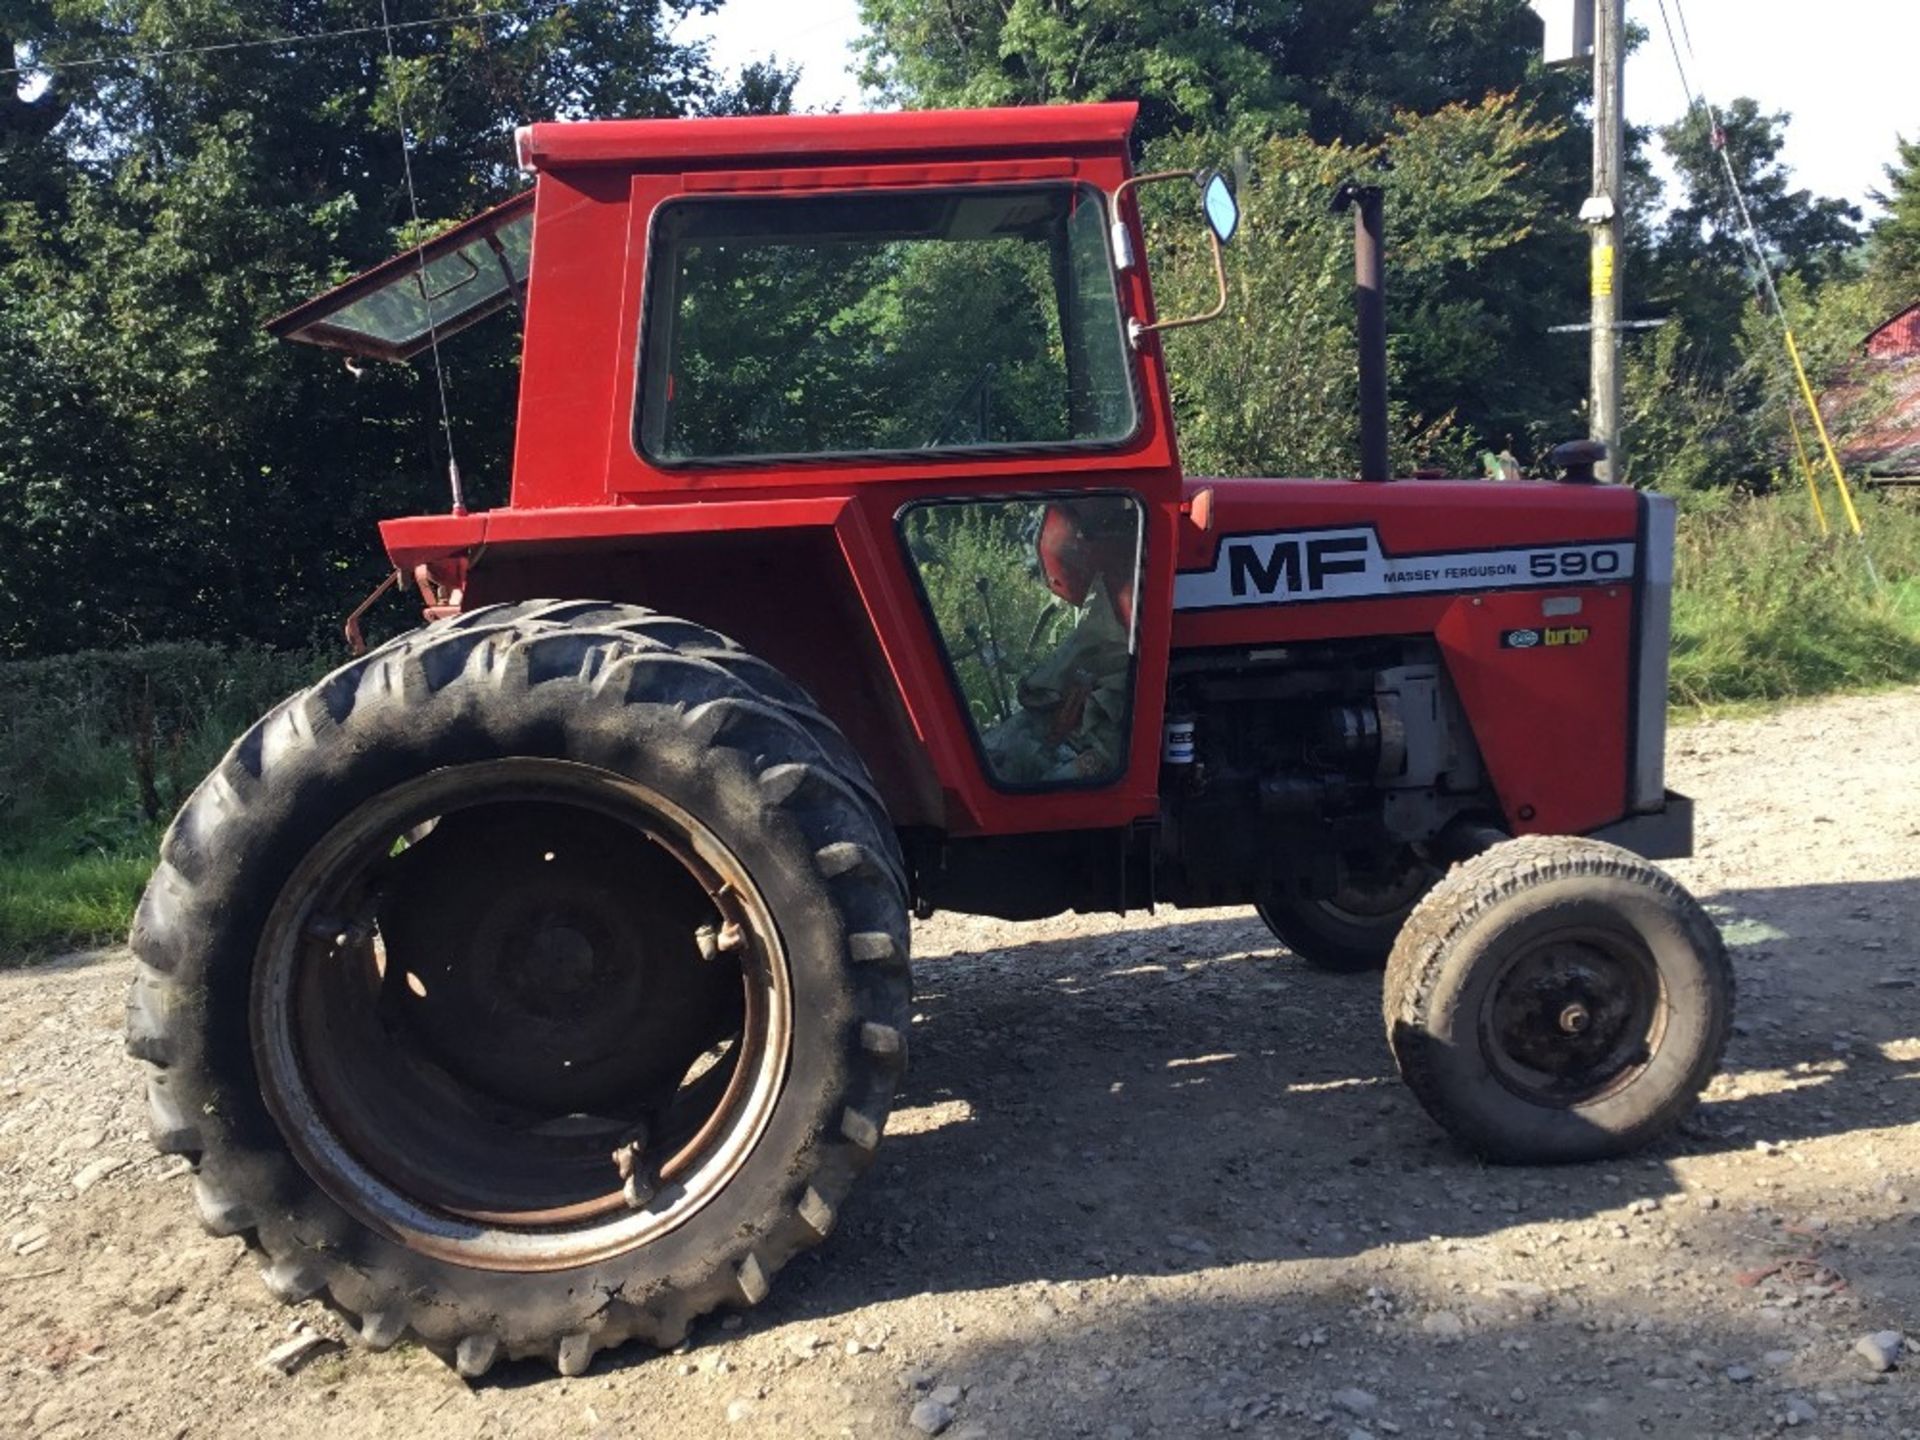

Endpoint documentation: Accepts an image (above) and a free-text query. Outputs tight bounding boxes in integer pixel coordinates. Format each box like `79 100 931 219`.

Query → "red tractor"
128 103 1730 1377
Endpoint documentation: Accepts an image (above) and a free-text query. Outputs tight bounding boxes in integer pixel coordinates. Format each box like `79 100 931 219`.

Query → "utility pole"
1587 0 1626 481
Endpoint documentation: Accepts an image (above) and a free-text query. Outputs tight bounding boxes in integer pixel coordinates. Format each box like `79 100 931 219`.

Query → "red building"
1829 301 1920 481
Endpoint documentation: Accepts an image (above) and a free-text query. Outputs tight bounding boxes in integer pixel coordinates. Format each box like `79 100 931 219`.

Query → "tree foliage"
857 0 1578 147
0 0 744 657
1642 99 1862 369
1868 134 1920 308
1144 94 1572 477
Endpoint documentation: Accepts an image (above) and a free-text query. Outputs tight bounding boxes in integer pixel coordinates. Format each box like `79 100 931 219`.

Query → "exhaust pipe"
1333 183 1390 482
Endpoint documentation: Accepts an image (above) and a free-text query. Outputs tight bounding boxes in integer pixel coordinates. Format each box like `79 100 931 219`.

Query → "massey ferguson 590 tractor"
128 102 1731 1376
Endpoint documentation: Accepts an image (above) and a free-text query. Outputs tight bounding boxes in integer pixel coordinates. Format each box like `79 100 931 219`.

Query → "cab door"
613 162 1187 837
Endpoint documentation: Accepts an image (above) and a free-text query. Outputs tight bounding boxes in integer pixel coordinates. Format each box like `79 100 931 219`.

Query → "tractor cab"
269 104 1244 845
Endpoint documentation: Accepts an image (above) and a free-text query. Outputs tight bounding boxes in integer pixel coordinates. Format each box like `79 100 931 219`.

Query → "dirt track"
3 688 1918 1439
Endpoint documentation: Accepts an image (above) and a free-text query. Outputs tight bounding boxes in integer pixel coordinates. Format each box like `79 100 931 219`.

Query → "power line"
1 7 535 79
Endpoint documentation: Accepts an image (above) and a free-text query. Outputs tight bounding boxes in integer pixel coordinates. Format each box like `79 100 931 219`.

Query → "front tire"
126 601 911 1374
1382 836 1731 1163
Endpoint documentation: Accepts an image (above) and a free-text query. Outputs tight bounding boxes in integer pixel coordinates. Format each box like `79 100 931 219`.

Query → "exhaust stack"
1333 183 1390 482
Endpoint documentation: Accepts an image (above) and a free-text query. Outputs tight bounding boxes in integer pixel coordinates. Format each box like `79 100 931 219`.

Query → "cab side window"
901 494 1143 788
639 186 1136 464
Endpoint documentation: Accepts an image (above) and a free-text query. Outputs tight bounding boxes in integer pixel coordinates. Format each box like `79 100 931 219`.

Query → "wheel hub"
1482 932 1664 1106
376 804 741 1116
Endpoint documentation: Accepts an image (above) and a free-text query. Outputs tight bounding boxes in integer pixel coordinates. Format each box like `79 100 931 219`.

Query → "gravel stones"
1331 1388 1377 1415
909 1397 955 1435
1852 1331 1906 1372
71 1155 127 1193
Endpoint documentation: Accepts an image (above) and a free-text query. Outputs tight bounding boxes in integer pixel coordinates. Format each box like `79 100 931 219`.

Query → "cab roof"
516 101 1141 172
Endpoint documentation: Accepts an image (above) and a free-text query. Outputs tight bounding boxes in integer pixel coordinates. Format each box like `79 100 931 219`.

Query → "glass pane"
902 494 1142 787
641 185 1136 462
316 211 532 352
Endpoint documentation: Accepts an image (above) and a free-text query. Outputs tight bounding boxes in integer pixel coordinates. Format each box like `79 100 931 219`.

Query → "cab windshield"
637 184 1136 464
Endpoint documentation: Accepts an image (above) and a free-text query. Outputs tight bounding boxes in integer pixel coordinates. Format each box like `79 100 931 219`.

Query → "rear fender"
389 513 946 829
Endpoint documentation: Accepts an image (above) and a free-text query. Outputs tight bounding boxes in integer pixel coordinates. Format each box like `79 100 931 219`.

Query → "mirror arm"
1127 230 1229 351
1107 169 1201 272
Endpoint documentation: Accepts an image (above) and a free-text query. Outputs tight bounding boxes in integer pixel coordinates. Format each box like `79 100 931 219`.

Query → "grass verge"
0 643 328 966
1670 489 1920 709
0 838 160 959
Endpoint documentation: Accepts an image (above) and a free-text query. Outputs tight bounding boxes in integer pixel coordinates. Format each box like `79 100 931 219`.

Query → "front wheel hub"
1481 931 1666 1107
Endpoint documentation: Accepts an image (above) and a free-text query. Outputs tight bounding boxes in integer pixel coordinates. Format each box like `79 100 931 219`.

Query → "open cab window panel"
636 183 1138 466
901 493 1144 789
267 192 534 364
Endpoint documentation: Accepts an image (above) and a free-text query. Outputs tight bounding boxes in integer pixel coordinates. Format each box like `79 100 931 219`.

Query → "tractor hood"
266 191 532 363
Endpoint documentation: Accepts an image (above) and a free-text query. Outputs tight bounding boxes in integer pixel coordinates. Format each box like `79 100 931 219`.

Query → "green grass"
1668 490 1920 709
0 642 328 966
0 837 160 959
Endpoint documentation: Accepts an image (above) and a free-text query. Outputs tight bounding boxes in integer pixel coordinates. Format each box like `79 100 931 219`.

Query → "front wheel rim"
1477 925 1668 1108
250 758 793 1272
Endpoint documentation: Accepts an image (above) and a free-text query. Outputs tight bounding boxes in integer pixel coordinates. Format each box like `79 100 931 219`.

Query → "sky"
687 0 1919 220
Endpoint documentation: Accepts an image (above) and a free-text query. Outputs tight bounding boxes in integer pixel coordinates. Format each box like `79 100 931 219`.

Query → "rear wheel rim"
1317 853 1432 926
1477 925 1667 1108
251 758 792 1271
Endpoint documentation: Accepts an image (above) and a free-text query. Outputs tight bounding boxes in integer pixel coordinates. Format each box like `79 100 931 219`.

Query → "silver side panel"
1632 495 1677 812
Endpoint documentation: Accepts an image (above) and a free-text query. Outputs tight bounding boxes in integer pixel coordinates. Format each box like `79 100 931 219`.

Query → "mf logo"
1226 534 1370 598
1172 525 1637 612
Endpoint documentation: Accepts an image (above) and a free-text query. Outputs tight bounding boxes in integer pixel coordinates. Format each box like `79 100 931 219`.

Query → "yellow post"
1782 327 1864 537
1786 408 1830 536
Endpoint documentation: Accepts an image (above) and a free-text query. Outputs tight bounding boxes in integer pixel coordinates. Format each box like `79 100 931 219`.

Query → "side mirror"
1108 164 1243 349
1201 171 1239 245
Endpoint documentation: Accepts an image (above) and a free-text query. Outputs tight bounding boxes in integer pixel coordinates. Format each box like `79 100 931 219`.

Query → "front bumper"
1587 791 1694 861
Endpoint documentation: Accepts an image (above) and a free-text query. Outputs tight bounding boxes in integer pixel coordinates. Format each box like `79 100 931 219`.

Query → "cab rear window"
267 193 532 363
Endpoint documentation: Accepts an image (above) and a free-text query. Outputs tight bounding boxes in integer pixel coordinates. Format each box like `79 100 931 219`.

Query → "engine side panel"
1172 478 1643 837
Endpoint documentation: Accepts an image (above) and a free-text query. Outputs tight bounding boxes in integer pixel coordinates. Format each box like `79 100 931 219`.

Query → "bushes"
1670 491 1920 707
0 642 328 957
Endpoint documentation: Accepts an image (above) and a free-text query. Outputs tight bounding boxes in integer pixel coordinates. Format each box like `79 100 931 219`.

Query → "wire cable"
376 0 469 515
1653 0 1872 558
1 6 535 78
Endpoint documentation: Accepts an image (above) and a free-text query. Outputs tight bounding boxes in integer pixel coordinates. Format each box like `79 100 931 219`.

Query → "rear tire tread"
128 600 911 1373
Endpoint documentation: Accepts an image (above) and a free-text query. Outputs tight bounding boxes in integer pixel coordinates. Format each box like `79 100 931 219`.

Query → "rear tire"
1382 836 1731 1163
1256 854 1436 973
127 600 911 1374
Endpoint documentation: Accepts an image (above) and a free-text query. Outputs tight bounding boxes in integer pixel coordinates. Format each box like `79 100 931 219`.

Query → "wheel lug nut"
695 920 746 961
612 1129 656 1209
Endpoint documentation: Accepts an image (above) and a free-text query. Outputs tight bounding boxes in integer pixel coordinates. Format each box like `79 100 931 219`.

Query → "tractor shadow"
745 875 1920 1336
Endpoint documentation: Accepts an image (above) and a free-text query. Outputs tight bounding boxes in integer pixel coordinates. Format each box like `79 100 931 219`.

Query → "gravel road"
3 688 1917 1439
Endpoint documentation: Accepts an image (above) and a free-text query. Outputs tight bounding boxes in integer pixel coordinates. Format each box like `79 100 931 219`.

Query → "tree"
1647 99 1862 359
0 0 752 656
860 0 1597 467
856 0 1291 142
1868 134 1920 308
858 0 1580 148
1144 94 1572 478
